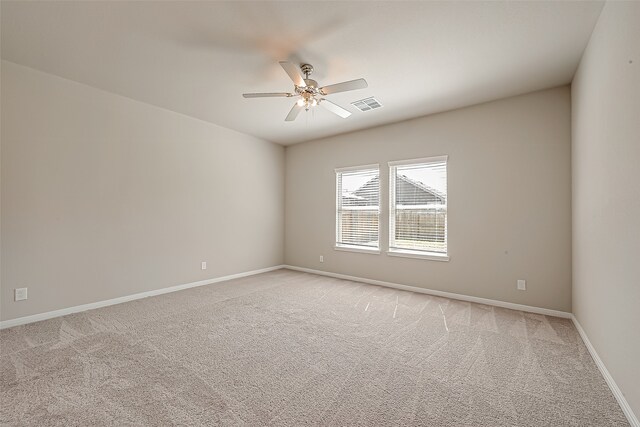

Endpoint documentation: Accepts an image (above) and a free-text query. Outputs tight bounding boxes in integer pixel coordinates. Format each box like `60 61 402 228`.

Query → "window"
389 156 448 260
335 165 380 252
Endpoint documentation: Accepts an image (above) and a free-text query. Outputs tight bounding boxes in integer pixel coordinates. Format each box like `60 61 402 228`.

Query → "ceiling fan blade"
285 103 304 122
320 99 351 118
319 78 368 95
279 61 306 88
243 92 293 98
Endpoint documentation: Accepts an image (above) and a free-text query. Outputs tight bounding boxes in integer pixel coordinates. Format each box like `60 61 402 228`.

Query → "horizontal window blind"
336 166 380 249
390 158 447 254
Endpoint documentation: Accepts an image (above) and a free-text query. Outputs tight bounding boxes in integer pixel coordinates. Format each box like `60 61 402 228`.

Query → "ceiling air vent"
351 97 383 112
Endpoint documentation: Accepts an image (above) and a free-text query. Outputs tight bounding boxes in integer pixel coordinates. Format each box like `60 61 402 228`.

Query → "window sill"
334 245 381 255
387 249 450 262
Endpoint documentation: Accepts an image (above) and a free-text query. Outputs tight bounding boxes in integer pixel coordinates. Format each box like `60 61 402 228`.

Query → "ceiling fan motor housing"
302 79 318 90
297 78 320 103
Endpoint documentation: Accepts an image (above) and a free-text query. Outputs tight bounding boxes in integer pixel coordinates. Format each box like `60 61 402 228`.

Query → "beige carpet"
0 269 629 426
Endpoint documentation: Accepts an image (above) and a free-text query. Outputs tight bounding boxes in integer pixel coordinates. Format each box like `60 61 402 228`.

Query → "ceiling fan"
243 62 368 122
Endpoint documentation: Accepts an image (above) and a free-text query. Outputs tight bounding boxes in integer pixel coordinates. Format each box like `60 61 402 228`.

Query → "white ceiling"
1 1 603 145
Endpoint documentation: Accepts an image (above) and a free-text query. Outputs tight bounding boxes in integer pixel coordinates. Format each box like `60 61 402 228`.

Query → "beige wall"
1 60 284 321
572 1 640 417
285 87 572 312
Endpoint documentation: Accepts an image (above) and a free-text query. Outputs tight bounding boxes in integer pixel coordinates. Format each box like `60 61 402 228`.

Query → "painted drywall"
572 1 640 418
285 87 572 312
1 60 285 321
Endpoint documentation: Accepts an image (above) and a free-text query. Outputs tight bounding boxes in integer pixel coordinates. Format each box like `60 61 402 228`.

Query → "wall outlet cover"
517 280 526 291
15 288 28 301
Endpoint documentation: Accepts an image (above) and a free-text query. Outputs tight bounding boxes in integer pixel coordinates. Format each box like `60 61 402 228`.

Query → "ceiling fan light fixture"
243 61 367 121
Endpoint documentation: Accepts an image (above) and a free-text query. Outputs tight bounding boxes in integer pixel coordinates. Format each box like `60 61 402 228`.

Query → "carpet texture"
0 269 629 426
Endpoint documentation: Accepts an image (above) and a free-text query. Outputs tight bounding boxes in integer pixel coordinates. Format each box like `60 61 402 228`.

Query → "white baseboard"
0 265 286 330
571 315 639 427
283 265 572 318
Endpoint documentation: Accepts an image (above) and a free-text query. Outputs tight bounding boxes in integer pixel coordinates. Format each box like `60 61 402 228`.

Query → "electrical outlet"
517 280 526 291
201 262 207 270
15 288 28 301
319 255 324 263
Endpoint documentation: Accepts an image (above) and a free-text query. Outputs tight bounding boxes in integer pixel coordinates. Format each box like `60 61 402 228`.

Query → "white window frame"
335 164 381 254
388 156 449 262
